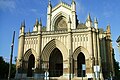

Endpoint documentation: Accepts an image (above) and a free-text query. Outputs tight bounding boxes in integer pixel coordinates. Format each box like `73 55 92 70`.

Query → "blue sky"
0 0 120 64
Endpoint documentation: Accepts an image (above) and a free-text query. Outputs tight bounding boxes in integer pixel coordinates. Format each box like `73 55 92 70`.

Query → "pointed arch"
27 54 35 77
41 39 68 61
22 48 37 74
52 11 69 30
49 48 63 77
24 48 37 61
73 46 90 60
77 52 86 77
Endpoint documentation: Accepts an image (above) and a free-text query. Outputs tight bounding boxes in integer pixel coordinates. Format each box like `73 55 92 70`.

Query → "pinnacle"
87 13 92 22
21 20 25 27
39 18 42 26
94 17 98 23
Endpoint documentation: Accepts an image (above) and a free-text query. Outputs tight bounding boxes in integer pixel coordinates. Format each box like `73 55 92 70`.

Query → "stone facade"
15 0 114 80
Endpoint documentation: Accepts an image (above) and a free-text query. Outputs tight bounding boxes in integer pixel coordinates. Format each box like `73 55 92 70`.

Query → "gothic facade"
15 0 114 80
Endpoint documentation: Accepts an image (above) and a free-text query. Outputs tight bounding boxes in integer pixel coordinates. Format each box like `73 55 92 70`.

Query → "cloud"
103 11 112 18
0 0 16 12
29 8 40 16
102 2 113 18
30 9 38 13
76 0 84 14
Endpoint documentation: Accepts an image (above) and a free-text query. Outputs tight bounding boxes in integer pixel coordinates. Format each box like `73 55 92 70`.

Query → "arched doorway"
27 54 35 77
77 52 86 77
49 48 63 77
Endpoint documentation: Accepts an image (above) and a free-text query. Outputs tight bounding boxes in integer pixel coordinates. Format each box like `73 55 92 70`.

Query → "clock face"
55 16 67 30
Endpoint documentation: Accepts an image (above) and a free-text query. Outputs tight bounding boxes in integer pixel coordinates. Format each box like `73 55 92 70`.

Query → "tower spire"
35 18 39 26
21 20 25 28
94 17 98 23
94 17 98 29
20 20 25 33
106 24 111 33
38 18 42 33
48 0 51 5
85 13 92 27
86 13 92 22
40 18 42 26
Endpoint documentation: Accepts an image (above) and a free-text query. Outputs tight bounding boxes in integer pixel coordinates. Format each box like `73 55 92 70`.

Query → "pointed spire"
35 18 39 26
48 0 51 5
39 18 42 26
47 0 52 14
20 20 25 33
72 0 75 3
94 17 98 23
86 13 92 22
106 24 111 39
21 20 25 27
72 0 76 12
38 18 42 33
48 0 52 7
106 24 111 33
94 17 98 29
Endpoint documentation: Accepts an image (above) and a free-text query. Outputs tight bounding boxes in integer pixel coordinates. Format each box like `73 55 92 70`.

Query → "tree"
112 50 120 80
0 56 16 79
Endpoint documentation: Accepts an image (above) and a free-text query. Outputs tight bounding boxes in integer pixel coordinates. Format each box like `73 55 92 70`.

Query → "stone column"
34 21 42 79
15 22 25 79
88 27 94 78
67 16 73 79
93 29 98 65
17 24 25 71
17 34 24 67
96 30 104 79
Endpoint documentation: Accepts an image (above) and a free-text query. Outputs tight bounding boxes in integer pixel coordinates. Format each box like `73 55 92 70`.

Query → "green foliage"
114 61 120 80
112 52 120 80
0 56 16 79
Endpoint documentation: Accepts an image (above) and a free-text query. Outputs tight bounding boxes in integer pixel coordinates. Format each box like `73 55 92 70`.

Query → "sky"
0 0 120 64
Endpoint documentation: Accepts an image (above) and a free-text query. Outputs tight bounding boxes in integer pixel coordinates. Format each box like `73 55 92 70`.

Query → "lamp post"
8 31 15 80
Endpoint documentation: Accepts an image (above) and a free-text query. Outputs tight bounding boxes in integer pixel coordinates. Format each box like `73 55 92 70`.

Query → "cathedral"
15 0 114 80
